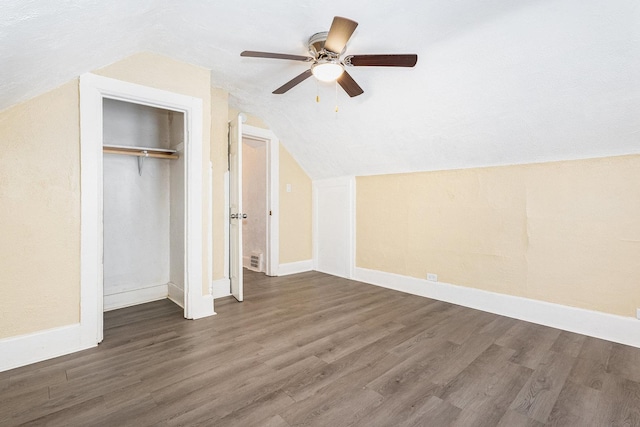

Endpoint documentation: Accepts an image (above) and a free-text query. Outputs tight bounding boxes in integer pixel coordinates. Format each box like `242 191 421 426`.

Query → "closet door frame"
80 73 211 344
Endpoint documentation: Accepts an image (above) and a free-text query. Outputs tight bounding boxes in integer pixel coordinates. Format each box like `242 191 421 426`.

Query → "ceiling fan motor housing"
308 31 345 58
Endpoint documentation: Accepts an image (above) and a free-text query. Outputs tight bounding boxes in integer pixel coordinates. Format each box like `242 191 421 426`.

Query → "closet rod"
103 147 179 159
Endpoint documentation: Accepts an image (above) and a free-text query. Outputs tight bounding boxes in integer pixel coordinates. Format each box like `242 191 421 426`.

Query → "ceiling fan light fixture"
311 61 344 82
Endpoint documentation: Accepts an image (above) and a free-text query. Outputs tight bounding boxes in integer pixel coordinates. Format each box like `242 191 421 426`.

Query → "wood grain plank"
2 270 640 426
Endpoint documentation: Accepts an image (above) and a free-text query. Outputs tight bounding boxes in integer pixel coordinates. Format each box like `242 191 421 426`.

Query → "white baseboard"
103 284 169 311
211 277 231 299
278 260 313 276
0 324 96 373
354 267 640 349
168 282 184 308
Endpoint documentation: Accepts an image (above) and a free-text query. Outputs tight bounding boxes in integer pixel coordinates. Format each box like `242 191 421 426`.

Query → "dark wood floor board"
349 379 443 427
18 396 108 427
397 395 462 427
593 374 640 426
549 331 587 358
149 352 274 407
443 309 500 345
0 386 50 424
167 356 324 426
578 336 613 364
496 409 546 427
255 414 292 427
395 299 463 327
3 269 640 426
428 333 498 386
0 367 67 402
284 349 401 403
194 390 294 427
367 338 459 396
509 350 576 423
438 344 532 419
280 387 384 427
567 355 608 391
478 315 520 339
354 295 432 330
546 379 600 426
607 342 640 383
495 322 563 369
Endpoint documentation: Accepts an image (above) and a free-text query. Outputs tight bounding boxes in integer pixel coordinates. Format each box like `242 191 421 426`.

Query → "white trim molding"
0 324 94 373
278 260 313 276
211 277 231 299
355 267 640 349
104 284 169 311
168 282 185 308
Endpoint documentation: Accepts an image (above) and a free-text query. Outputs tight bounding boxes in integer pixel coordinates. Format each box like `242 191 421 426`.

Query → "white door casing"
80 73 211 345
229 113 244 302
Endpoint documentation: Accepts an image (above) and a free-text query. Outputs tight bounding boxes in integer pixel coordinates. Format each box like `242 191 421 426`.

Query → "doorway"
227 119 280 302
80 73 212 345
242 136 268 274
102 99 185 312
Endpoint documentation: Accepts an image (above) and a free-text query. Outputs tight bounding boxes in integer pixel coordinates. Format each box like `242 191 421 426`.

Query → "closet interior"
102 98 186 312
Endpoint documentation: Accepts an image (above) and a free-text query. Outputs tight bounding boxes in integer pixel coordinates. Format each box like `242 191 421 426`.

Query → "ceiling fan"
240 16 418 97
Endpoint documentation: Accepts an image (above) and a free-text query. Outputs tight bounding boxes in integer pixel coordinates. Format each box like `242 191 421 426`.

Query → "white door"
229 114 244 301
314 177 354 278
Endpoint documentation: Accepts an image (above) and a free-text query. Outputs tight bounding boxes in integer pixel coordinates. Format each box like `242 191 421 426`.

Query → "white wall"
242 138 267 271
313 177 354 279
102 99 183 310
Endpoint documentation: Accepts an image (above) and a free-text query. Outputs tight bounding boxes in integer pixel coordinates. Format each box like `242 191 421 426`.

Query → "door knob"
242 213 247 219
230 213 238 219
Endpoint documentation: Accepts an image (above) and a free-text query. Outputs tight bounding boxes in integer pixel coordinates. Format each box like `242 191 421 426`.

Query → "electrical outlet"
427 273 438 282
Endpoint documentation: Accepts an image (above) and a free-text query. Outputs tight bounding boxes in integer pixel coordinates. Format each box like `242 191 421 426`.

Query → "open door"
229 114 244 301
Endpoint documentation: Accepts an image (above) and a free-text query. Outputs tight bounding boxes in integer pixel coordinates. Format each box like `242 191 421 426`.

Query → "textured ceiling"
2 0 639 179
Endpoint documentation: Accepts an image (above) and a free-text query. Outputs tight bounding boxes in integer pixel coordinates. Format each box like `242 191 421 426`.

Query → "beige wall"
0 81 81 339
279 144 312 263
0 53 227 340
357 155 640 317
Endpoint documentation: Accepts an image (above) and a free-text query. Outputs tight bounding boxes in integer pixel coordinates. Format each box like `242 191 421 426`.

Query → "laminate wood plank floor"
2 270 640 426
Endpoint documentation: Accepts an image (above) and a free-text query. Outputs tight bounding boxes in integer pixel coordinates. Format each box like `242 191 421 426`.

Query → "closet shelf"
103 144 179 159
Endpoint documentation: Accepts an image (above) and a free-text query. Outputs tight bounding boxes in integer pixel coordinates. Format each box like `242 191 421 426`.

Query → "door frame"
241 124 280 276
79 73 209 344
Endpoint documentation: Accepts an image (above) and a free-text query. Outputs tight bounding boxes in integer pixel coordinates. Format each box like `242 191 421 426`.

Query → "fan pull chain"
316 80 320 103
335 80 339 113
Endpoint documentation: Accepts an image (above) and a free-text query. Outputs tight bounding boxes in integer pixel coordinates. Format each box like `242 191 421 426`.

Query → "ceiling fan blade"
337 71 364 97
324 16 358 54
241 51 311 62
273 69 313 94
346 54 418 67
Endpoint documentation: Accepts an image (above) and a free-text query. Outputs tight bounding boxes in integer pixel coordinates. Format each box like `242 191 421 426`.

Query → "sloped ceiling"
2 0 639 179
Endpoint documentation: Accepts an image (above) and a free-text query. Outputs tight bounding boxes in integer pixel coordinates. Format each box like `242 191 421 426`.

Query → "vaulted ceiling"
2 1 639 179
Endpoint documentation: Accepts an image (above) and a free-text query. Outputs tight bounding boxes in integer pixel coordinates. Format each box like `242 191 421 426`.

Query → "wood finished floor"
2 270 640 426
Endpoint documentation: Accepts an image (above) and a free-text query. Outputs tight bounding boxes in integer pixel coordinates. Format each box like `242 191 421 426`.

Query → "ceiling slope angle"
2 0 640 180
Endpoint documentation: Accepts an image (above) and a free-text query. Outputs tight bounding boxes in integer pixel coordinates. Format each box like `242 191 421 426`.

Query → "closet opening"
80 73 211 346
102 99 186 313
